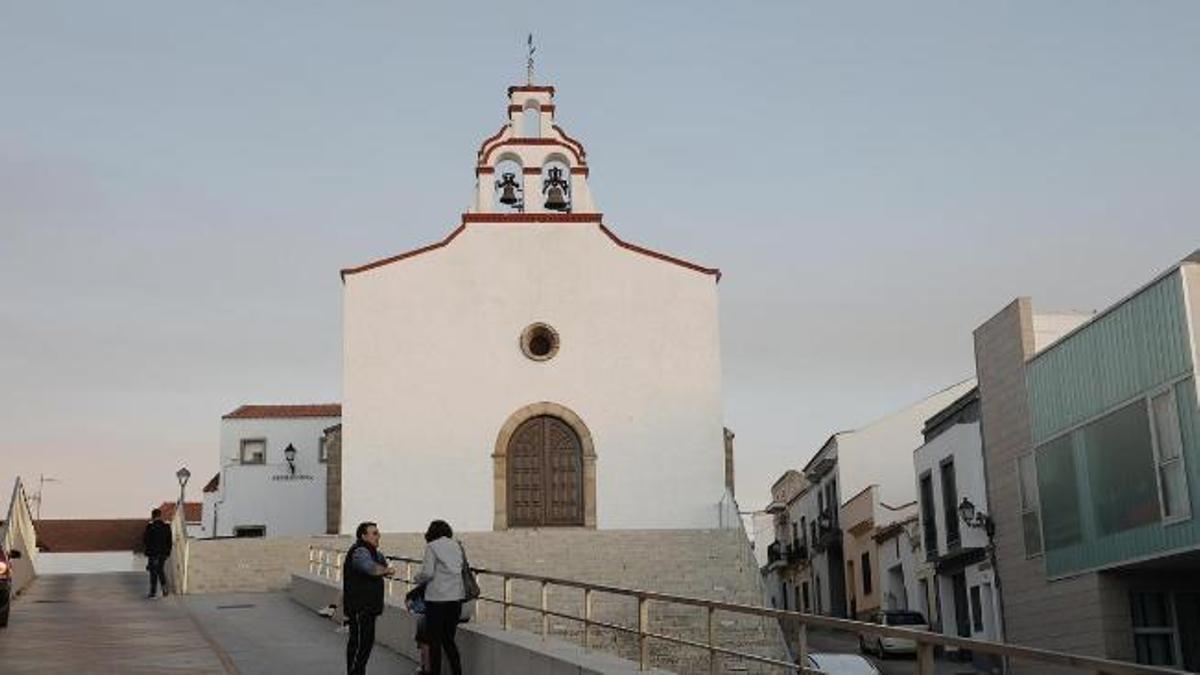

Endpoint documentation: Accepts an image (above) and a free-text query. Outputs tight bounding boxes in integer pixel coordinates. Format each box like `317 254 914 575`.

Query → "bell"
544 186 568 211
499 185 519 206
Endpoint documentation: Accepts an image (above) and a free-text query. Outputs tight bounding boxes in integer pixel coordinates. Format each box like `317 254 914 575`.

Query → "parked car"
804 652 883 674
0 546 22 628
857 609 930 657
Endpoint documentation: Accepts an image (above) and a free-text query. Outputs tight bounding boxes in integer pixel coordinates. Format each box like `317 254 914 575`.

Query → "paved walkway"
0 572 414 674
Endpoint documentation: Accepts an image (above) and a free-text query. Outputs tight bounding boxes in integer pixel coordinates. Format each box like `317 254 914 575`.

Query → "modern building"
974 250 1200 671
912 386 1003 651
201 404 341 538
339 82 730 534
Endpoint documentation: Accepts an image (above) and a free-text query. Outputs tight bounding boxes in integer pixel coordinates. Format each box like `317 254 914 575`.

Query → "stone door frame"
492 402 597 530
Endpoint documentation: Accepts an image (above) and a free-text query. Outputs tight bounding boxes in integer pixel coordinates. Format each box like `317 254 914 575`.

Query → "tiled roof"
156 501 202 523
202 473 220 493
36 519 148 553
222 404 342 420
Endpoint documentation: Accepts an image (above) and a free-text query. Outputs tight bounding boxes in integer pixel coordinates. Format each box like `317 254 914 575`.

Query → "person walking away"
413 520 465 675
142 509 172 599
343 522 396 675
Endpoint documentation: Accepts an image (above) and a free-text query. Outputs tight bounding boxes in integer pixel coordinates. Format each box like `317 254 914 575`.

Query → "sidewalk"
0 572 413 674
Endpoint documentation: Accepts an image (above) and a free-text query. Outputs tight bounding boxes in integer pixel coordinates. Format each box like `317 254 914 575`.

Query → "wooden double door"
507 415 584 527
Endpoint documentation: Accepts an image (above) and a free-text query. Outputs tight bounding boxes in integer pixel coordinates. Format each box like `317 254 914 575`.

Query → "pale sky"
2 2 1197 518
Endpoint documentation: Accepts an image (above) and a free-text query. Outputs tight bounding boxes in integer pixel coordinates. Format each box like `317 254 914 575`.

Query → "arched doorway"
493 402 596 530
508 416 583 526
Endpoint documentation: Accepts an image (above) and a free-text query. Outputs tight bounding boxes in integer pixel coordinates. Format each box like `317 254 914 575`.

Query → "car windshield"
807 653 881 674
885 611 927 626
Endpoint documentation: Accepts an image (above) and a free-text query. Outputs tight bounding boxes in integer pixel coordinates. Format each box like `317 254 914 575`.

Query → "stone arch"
492 402 596 530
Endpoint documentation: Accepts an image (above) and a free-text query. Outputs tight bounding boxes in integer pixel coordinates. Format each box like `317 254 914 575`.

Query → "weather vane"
526 33 536 85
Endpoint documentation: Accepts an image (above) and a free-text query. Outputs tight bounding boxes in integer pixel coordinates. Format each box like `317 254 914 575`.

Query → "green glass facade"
1026 271 1200 578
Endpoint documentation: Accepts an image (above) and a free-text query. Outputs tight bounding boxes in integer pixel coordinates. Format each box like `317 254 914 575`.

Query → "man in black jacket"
343 522 395 675
142 509 172 598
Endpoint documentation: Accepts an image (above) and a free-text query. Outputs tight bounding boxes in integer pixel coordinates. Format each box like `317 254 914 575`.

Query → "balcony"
786 542 809 565
765 541 784 570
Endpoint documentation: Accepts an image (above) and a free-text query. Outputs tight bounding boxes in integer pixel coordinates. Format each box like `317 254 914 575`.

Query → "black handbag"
458 542 481 600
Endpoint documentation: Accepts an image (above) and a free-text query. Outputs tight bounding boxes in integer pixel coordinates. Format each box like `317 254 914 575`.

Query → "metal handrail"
307 545 1187 675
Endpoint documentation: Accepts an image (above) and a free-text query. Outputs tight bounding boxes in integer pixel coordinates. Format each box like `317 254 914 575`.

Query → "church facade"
340 83 729 533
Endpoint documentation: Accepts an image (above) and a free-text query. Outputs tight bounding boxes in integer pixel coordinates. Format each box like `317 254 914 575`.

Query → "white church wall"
211 416 335 537
342 222 725 533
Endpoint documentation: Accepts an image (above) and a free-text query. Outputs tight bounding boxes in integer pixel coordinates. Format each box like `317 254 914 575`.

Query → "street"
807 629 992 675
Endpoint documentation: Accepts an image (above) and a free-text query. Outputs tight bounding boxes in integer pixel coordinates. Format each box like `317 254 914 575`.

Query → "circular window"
520 323 560 361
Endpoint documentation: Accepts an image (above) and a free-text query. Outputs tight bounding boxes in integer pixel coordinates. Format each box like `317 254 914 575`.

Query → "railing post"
540 580 549 639
796 619 808 674
707 605 717 675
503 576 513 631
638 595 649 671
405 561 413 588
916 641 936 675
583 588 593 650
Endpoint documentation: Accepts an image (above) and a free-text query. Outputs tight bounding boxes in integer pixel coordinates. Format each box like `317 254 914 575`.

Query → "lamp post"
959 496 1006 672
957 497 995 539
284 444 297 476
176 466 191 509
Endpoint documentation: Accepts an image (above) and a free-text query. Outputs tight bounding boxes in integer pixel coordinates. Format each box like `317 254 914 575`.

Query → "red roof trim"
341 225 466 280
476 124 508 159
480 138 585 165
508 85 555 95
222 403 342 419
552 125 586 158
462 213 602 224
339 218 719 282
599 224 721 282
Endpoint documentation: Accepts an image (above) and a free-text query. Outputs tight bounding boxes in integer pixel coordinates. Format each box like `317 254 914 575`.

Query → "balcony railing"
767 541 783 565
786 542 808 564
309 544 1188 675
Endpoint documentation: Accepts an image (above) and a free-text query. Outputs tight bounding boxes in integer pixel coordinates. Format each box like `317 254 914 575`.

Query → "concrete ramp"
0 572 412 674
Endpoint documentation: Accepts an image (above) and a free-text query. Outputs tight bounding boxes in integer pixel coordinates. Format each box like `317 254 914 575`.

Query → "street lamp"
958 496 995 538
284 444 297 475
176 466 191 507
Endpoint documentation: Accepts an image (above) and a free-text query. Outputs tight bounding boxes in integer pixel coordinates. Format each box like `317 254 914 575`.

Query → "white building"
339 82 729 534
795 379 976 618
202 404 340 538
912 386 1003 646
875 513 921 614
763 470 810 612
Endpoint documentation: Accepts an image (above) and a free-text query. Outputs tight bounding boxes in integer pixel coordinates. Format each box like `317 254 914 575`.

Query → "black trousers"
346 611 377 675
147 555 168 596
425 600 463 675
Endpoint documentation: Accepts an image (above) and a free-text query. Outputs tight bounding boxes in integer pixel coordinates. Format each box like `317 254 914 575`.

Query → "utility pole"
32 474 61 524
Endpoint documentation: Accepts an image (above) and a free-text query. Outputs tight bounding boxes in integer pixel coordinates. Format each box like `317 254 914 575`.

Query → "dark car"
0 546 21 627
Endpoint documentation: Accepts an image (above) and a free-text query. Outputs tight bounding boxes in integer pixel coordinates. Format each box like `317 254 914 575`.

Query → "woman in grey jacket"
413 520 465 675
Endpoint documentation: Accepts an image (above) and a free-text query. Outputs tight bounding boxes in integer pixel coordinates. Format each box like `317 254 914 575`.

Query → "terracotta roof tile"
222 404 341 420
157 501 202 523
